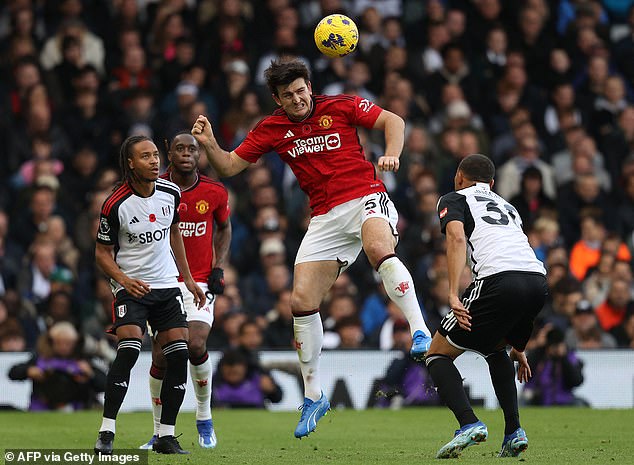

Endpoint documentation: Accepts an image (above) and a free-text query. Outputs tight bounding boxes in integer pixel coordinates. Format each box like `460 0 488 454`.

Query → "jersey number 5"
474 196 516 226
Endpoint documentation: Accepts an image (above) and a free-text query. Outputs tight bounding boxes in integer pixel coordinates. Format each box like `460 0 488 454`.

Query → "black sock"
103 338 142 419
426 354 478 427
159 339 189 427
486 350 520 435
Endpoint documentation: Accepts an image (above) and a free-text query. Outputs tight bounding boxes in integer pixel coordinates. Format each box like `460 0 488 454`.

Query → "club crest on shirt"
117 304 127 317
319 115 333 129
196 199 209 214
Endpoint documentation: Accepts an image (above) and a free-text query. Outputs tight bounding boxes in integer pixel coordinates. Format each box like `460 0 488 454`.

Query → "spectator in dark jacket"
8 321 106 411
522 327 586 406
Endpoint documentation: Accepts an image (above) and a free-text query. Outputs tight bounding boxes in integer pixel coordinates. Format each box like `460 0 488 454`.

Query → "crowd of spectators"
1 0 634 382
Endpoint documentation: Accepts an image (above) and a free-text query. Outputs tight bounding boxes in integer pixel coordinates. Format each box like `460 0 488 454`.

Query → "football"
314 14 359 58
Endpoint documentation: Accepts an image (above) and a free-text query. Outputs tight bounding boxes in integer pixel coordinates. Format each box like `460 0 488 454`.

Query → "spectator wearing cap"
565 299 617 349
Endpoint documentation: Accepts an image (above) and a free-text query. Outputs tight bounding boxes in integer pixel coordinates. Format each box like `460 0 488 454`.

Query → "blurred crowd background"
1 0 634 407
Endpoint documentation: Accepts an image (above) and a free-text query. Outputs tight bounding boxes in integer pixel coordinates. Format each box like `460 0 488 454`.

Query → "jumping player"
94 135 205 455
191 58 433 439
139 133 231 450
427 153 548 458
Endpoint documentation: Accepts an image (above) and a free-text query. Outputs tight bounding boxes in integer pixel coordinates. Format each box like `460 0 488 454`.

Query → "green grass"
1 408 630 464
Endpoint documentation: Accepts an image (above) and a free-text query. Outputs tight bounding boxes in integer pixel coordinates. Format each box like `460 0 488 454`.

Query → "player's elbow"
446 232 466 247
386 111 405 131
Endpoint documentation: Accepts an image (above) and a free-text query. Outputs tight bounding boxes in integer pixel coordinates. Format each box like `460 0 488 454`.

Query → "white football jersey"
437 182 545 278
97 178 182 293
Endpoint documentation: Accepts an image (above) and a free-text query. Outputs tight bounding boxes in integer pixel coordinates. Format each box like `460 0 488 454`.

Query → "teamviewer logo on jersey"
179 221 207 237
287 133 341 158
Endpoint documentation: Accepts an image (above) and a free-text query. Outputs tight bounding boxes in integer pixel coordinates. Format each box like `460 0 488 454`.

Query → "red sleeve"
348 95 383 129
234 119 273 163
213 186 230 224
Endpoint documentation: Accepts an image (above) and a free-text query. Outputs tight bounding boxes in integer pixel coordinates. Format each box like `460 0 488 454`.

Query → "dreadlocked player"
94 135 205 455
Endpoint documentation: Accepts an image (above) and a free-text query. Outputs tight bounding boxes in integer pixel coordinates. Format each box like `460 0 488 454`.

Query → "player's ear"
490 179 495 189
306 80 313 93
272 93 281 106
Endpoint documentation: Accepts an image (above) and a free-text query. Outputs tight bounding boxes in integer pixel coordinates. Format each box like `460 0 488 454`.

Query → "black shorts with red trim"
110 287 188 335
438 271 547 355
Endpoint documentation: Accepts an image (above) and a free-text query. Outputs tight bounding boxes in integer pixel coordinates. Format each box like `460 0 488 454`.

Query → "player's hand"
449 294 471 331
510 348 531 383
122 278 151 299
377 156 400 172
185 278 206 309
27 366 45 382
208 267 225 295
191 115 214 143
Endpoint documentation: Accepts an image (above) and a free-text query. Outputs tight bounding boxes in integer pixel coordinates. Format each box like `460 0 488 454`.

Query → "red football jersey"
160 173 230 282
234 94 386 216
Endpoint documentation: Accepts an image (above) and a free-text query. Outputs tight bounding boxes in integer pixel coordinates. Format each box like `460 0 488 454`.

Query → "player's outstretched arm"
373 110 405 172
191 115 250 177
95 242 150 298
170 224 206 308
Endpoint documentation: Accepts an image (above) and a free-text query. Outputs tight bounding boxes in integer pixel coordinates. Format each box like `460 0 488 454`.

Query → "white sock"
158 424 175 438
149 375 163 436
100 417 116 433
293 313 323 401
189 357 212 421
378 256 431 337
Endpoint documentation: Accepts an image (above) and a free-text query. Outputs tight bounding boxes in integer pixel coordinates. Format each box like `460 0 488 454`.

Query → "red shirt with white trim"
234 94 386 216
161 173 230 282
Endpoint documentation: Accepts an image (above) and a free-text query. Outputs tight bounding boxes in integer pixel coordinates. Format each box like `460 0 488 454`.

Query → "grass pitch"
1 407 629 464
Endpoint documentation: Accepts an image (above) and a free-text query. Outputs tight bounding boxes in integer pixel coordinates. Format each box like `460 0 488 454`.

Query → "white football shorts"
178 281 215 327
295 192 399 271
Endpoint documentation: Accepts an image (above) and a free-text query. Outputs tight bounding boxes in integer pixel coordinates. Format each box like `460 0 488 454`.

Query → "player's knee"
187 340 207 360
424 353 453 367
290 289 311 313
364 242 393 267
113 338 142 371
162 339 189 365
297 347 314 363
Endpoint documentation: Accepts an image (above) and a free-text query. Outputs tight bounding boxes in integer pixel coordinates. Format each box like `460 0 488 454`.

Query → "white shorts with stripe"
295 192 399 271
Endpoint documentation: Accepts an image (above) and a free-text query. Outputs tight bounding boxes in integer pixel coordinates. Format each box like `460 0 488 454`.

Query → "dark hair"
457 154 495 183
117 135 152 186
238 318 260 336
220 349 248 367
264 59 309 96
